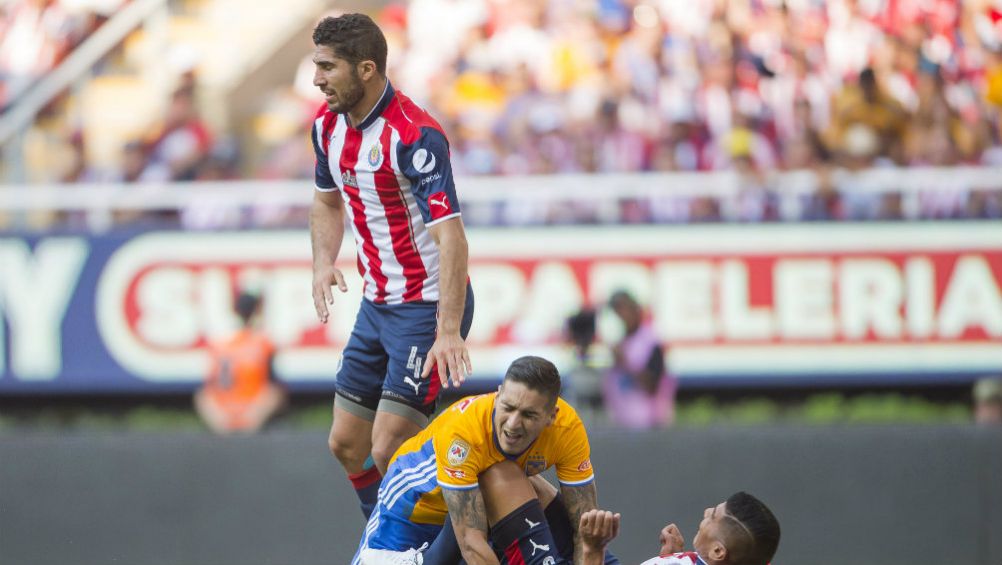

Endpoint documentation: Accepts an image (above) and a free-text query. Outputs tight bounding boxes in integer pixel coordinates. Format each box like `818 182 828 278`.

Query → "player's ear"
356 59 377 81
709 540 727 562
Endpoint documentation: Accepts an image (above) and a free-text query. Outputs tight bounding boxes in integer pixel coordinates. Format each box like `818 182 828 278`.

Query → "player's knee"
328 432 365 466
368 441 397 472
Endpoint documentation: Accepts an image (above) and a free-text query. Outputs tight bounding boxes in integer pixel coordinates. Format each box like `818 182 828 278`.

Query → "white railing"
0 166 1000 231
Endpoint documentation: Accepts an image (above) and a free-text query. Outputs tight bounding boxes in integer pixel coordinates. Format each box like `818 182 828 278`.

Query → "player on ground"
355 356 604 565
308 13 475 518
578 493 781 565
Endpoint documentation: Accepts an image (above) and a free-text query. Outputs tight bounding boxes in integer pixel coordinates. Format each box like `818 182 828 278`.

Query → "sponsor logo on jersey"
368 141 383 168
427 191 454 220
419 172 443 186
443 467 466 479
340 170 359 188
455 395 485 413
577 459 592 472
412 148 436 173
447 439 470 466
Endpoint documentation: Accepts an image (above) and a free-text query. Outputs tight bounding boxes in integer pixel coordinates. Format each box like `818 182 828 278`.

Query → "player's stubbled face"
493 381 557 455
693 501 727 556
312 46 365 114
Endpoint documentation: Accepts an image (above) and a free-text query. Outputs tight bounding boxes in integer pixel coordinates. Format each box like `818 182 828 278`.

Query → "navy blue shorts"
334 285 474 422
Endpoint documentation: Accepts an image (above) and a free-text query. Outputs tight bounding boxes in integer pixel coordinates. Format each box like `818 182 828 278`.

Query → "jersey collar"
349 79 394 131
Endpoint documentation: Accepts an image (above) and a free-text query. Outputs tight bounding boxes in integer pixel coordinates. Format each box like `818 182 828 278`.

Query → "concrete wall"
2 426 1000 565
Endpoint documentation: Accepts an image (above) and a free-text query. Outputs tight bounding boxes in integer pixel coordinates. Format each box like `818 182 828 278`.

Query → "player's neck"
347 76 388 128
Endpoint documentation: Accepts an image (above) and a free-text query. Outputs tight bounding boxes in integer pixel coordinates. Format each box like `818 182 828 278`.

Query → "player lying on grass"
578 492 780 565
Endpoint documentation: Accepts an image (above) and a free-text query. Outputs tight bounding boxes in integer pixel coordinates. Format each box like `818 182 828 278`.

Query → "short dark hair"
234 292 262 324
503 356 561 405
722 492 781 565
608 290 638 310
312 13 387 75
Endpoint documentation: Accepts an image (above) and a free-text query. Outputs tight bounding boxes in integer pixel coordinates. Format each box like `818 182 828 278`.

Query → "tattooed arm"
442 487 500 565
560 481 599 564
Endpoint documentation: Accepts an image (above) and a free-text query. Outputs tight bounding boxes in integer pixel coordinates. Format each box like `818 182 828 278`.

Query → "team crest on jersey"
525 453 546 476
367 141 383 168
447 439 470 466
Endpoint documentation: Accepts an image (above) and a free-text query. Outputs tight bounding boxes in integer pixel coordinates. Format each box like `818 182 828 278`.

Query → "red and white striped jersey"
311 81 462 304
640 552 707 565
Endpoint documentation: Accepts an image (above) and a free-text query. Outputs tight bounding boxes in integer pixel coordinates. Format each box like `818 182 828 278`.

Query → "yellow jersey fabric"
386 392 594 525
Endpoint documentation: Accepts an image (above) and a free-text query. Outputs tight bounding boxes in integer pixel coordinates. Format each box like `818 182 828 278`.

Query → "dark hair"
312 13 387 75
503 356 561 405
608 290 638 310
566 308 597 349
234 292 262 324
722 492 781 565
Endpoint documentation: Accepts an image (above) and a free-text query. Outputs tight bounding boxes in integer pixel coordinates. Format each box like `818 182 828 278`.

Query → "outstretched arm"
442 487 500 565
560 481 599 564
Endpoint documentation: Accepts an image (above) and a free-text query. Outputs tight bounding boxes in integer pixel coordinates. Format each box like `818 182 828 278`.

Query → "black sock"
492 499 566 565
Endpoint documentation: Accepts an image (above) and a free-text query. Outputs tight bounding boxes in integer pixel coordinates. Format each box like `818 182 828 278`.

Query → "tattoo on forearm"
563 483 599 563
563 482 599 527
444 488 488 534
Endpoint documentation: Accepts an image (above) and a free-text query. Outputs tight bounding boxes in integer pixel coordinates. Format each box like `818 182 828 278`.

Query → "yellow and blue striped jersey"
384 392 594 525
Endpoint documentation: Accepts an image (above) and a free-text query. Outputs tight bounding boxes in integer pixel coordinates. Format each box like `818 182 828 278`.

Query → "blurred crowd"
5 0 1002 228
0 0 123 109
376 0 1002 176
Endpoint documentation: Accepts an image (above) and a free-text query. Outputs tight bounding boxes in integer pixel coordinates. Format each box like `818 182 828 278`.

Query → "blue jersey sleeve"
397 127 461 226
311 118 337 192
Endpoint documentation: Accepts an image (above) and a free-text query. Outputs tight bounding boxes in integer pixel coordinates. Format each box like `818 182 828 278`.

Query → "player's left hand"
658 523 684 555
580 509 621 551
422 331 471 389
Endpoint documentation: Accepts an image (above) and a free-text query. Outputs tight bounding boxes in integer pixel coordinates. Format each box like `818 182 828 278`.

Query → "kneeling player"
354 356 604 565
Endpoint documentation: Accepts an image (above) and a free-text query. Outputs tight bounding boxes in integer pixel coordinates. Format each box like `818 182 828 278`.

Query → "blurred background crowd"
3 0 1002 229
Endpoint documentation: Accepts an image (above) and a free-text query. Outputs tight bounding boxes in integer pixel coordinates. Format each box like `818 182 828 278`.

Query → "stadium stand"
1 0 1002 229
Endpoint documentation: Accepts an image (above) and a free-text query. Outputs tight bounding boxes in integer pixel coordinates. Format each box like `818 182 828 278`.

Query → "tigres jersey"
384 392 594 525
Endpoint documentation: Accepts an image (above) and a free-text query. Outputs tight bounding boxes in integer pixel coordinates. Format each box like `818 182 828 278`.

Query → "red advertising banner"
1 223 999 391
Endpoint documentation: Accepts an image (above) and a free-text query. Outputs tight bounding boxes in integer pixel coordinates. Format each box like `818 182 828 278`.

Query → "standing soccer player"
308 13 475 519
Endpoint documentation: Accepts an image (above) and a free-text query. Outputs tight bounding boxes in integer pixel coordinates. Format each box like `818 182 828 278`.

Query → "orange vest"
206 329 275 402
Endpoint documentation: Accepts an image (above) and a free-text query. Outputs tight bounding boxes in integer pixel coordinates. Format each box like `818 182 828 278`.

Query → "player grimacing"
355 356 606 565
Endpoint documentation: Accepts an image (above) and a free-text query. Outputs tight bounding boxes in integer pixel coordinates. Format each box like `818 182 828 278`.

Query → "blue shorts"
334 285 474 422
